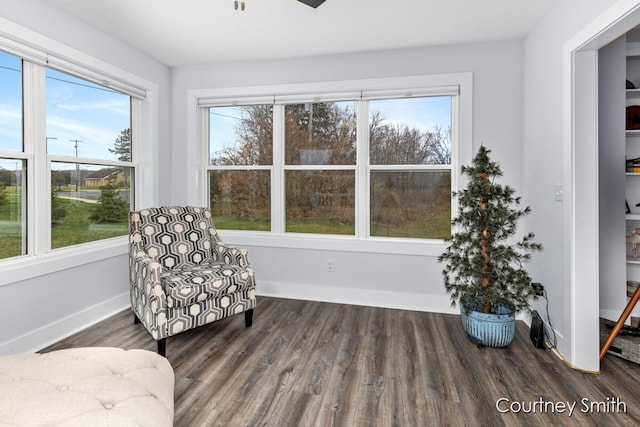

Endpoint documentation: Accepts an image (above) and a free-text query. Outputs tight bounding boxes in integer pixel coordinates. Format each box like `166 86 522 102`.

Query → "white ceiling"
44 0 558 67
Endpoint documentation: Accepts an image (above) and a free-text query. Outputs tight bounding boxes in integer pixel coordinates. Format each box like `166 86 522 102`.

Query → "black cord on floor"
540 289 557 348
538 289 600 374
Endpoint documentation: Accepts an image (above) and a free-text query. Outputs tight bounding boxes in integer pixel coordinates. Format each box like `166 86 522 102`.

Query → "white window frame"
361 92 457 240
191 73 473 256
43 66 139 251
207 102 275 233
278 100 358 236
0 17 158 286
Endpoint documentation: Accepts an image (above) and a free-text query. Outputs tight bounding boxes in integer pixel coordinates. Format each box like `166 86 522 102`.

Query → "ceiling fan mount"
297 0 326 8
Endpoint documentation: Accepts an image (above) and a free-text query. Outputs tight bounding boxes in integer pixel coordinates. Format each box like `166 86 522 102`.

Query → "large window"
46 69 134 249
369 97 452 239
0 51 25 259
207 88 456 240
0 47 139 261
285 101 357 235
209 105 272 231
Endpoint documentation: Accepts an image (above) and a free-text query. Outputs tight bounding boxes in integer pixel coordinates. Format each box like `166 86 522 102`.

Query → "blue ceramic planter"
460 304 515 347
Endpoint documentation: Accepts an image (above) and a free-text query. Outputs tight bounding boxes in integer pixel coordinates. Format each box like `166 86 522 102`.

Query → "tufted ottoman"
0 347 174 426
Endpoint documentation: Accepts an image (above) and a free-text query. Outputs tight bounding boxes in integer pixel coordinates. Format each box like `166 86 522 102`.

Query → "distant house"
83 168 125 187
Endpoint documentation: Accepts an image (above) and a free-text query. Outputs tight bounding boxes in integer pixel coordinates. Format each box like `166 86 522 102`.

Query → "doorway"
568 2 640 371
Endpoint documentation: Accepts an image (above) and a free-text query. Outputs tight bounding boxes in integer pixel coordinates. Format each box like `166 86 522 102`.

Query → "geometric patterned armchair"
128 206 256 356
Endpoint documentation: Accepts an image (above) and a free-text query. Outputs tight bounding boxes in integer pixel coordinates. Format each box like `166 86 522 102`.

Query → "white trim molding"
562 0 640 372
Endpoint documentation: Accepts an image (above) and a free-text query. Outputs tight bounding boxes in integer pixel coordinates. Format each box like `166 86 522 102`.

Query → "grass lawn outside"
213 211 450 239
286 217 355 235
1 184 450 260
211 215 270 232
51 199 127 248
0 187 24 259
371 210 451 240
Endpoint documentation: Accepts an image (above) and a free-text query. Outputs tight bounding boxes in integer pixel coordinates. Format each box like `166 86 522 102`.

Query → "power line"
0 64 20 73
211 111 242 121
46 75 122 95
0 62 121 94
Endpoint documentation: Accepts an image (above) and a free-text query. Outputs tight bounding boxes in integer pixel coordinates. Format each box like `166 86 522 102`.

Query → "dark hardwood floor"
42 297 640 426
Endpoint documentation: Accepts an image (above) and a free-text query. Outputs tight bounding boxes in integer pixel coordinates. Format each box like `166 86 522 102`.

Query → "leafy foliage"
51 188 68 221
0 181 7 207
369 110 451 165
108 128 131 161
0 168 13 186
51 169 70 190
438 145 542 314
89 178 129 223
210 103 453 235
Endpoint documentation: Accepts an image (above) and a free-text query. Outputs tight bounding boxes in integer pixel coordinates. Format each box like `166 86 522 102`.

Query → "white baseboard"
2 284 565 356
0 292 129 356
1 284 454 356
256 280 458 314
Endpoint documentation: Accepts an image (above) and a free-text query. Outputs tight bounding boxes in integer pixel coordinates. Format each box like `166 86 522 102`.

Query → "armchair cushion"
131 207 217 270
161 262 254 308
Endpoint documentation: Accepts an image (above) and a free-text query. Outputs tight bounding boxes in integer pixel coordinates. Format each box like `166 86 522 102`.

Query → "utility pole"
70 139 83 192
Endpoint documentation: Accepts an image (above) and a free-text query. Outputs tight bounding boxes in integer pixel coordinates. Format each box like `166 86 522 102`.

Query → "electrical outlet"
531 282 544 296
327 259 334 272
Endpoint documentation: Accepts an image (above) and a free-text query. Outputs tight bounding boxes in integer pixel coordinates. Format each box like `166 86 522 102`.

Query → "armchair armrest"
212 241 251 267
131 251 169 340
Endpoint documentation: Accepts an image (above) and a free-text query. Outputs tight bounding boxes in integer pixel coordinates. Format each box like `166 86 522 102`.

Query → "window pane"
285 170 355 235
209 170 270 231
210 105 273 165
369 96 451 165
46 69 131 161
51 162 133 249
0 51 22 152
370 170 451 239
0 158 25 259
285 102 357 165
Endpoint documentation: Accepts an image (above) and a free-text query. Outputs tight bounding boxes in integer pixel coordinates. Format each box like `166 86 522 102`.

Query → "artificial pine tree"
438 145 542 315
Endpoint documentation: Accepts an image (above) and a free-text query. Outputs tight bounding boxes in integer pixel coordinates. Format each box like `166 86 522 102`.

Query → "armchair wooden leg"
245 309 254 327
134 314 141 324
157 339 166 357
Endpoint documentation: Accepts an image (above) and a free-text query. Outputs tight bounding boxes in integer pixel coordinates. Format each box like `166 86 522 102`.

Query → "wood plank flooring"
42 297 640 426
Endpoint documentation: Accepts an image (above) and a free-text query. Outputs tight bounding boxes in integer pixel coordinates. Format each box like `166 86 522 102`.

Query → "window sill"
217 230 447 257
0 237 128 287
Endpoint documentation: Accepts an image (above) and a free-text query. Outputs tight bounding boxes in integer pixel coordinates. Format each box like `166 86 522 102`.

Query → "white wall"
171 40 525 313
522 0 626 370
0 255 129 354
0 0 171 354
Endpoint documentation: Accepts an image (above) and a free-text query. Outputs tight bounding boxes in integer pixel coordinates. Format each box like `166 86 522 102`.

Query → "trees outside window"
369 96 452 239
109 128 132 161
89 176 129 224
208 94 454 240
0 34 144 263
209 105 272 231
284 101 357 234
